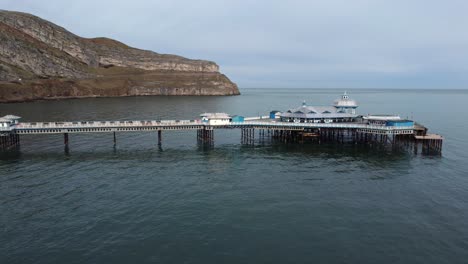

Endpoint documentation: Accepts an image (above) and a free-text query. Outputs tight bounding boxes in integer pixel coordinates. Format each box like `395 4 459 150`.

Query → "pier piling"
0 133 20 151
197 128 214 145
64 133 69 146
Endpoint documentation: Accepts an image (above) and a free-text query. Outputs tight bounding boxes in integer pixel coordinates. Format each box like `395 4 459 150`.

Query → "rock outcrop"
0 10 239 102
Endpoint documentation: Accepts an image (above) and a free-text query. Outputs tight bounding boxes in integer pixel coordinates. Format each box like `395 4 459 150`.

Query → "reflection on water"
1 140 413 166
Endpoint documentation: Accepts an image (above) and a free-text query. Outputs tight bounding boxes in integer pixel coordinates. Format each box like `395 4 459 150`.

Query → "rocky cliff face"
0 10 239 102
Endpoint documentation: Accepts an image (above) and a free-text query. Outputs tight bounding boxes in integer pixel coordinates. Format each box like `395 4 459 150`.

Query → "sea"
1 88 467 264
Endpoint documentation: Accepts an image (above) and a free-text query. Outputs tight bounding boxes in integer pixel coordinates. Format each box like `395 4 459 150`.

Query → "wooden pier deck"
415 134 444 140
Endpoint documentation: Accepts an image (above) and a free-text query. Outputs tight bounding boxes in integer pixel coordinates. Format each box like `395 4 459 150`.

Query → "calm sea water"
1 89 467 264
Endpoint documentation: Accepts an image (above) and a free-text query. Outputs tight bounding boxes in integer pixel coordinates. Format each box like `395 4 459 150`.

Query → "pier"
0 115 443 154
0 94 443 154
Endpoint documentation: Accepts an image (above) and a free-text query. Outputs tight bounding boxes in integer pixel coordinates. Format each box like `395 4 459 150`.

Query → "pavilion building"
0 115 21 131
279 92 358 123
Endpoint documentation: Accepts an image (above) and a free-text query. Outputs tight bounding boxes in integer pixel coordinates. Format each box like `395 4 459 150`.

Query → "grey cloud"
3 0 468 88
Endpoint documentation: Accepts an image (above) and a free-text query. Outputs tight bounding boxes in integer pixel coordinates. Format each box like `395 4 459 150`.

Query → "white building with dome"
279 92 358 123
333 92 358 115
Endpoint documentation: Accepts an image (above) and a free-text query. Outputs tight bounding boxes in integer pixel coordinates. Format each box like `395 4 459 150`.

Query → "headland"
0 10 239 103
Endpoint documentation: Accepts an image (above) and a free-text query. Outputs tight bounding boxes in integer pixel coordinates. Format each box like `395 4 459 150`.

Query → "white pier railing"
5 118 415 135
231 121 414 131
16 120 203 129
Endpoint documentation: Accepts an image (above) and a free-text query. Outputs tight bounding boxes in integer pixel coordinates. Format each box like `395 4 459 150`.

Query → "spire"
342 91 349 100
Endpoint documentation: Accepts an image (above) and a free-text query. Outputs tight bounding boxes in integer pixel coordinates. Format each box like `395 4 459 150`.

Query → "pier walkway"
13 120 204 134
1 119 415 135
0 115 441 154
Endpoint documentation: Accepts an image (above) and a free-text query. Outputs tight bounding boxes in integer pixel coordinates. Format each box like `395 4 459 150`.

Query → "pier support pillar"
158 130 162 145
113 132 116 145
198 128 214 146
0 135 5 150
64 133 69 146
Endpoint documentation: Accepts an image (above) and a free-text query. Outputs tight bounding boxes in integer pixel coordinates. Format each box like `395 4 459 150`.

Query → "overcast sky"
3 0 468 88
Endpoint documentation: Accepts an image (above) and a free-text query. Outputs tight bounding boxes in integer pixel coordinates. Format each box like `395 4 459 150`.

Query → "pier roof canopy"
363 115 401 121
280 93 359 119
2 115 21 120
200 113 230 119
281 105 356 119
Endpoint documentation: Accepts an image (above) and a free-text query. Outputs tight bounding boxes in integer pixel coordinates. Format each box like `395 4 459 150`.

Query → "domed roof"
334 92 358 108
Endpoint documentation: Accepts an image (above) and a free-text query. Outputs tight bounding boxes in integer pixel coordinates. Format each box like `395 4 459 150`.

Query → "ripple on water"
2 90 468 263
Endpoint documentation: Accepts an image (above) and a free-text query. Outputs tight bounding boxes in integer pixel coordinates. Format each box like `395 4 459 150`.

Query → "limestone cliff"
0 10 239 102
